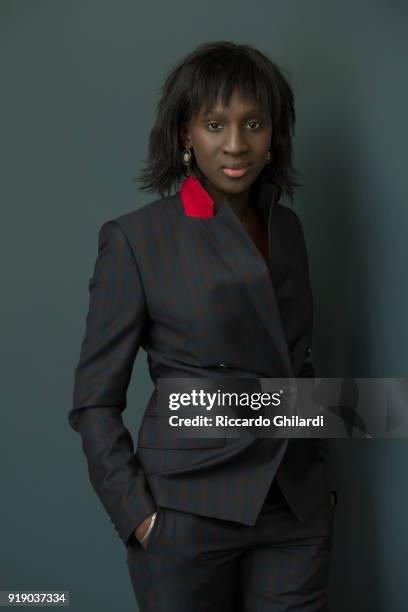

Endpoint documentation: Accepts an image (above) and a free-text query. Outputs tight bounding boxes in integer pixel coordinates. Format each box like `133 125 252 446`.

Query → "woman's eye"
207 122 223 130
206 120 261 131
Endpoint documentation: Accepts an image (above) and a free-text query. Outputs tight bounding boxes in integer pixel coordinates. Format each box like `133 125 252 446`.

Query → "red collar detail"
180 175 214 218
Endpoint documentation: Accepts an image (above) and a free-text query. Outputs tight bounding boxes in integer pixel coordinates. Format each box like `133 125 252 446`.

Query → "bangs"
183 48 281 126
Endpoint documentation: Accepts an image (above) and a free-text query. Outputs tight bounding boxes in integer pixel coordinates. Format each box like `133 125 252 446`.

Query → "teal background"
1 1 407 610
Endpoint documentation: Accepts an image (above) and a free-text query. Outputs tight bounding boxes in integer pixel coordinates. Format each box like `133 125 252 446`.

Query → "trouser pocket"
144 507 164 552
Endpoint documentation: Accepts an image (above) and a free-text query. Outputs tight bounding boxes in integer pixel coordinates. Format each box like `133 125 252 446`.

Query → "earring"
265 150 272 164
182 145 193 175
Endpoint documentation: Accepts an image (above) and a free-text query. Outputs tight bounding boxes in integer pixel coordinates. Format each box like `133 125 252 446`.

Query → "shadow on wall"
293 38 407 610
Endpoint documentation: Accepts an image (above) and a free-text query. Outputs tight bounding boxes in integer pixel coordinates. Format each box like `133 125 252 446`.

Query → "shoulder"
114 193 179 229
274 201 302 225
274 202 306 237
97 193 181 242
94 193 182 263
272 202 311 266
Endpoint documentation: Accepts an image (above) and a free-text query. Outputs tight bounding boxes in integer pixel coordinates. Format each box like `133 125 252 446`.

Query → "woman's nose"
222 126 249 156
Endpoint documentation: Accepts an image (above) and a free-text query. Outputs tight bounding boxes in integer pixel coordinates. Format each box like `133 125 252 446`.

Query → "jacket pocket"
138 415 225 449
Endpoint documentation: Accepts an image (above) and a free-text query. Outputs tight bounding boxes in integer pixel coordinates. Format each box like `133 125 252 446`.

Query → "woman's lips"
221 165 250 178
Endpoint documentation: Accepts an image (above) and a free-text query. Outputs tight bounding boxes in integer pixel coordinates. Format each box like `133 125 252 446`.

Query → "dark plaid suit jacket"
69 171 337 548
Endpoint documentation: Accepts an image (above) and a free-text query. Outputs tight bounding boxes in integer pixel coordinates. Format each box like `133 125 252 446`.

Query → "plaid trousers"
126 479 335 612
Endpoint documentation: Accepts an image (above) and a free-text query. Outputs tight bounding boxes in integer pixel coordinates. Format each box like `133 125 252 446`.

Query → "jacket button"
306 346 312 355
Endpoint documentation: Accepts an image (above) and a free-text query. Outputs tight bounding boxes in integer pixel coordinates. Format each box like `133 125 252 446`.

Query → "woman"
69 41 337 611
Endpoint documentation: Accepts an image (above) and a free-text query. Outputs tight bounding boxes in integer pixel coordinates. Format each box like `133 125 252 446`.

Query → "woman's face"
182 88 272 197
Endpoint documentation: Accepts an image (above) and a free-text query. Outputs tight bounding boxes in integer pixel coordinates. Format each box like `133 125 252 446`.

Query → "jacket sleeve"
68 219 156 547
296 215 338 506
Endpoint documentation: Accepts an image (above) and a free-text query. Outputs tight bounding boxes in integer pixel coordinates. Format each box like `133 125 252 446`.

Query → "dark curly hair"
134 41 301 202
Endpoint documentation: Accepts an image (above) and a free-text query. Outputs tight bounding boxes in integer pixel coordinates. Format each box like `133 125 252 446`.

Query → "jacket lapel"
179 174 294 378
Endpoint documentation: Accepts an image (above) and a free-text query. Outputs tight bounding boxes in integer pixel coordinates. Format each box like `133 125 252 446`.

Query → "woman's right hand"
134 513 156 549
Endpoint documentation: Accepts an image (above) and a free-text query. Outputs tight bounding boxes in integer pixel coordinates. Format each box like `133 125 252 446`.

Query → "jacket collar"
180 171 279 223
180 174 214 218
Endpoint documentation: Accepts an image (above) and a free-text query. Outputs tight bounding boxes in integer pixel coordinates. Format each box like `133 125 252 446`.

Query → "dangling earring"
182 145 193 175
265 150 272 164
